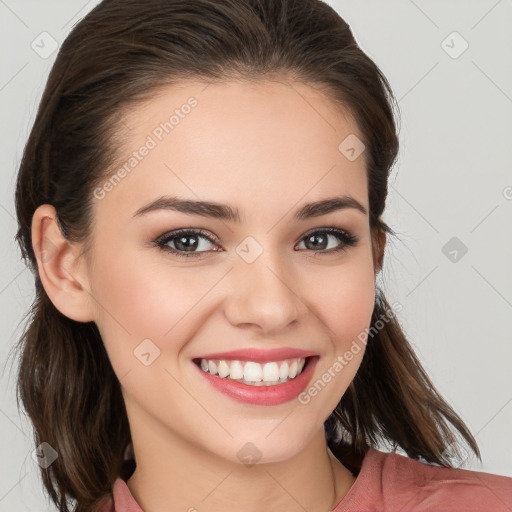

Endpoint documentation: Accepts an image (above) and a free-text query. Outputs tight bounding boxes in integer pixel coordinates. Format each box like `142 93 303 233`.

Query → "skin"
33 78 385 512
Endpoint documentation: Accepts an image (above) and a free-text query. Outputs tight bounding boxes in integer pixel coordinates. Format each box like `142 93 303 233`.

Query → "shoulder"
335 448 512 512
379 449 512 509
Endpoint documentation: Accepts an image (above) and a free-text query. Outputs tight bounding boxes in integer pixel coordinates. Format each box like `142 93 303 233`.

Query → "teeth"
244 361 262 382
289 360 298 379
279 361 289 380
229 360 244 380
208 360 218 375
262 362 280 382
197 357 307 385
217 360 230 378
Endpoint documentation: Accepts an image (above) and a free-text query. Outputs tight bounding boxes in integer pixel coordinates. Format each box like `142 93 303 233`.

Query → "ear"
31 204 95 322
372 229 386 277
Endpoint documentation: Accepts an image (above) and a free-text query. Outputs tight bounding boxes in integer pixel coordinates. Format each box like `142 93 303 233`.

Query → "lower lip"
193 356 319 406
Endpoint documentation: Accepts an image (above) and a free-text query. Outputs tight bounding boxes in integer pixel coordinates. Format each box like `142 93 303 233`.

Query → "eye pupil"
176 235 199 251
306 233 327 250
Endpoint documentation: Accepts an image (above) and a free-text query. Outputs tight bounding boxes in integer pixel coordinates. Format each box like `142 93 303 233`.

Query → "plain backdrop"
1 0 511 510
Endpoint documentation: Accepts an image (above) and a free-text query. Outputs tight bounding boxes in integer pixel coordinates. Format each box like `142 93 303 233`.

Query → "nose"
223 248 305 334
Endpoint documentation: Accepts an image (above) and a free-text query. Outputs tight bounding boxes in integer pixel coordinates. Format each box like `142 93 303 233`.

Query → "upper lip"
193 347 317 363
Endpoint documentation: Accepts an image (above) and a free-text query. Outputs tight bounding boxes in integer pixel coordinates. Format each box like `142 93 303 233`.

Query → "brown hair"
11 0 480 510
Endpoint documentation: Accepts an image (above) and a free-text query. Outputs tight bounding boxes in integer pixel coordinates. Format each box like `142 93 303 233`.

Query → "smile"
192 349 320 405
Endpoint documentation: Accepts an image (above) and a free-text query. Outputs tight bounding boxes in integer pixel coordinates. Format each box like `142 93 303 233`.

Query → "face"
84 78 379 465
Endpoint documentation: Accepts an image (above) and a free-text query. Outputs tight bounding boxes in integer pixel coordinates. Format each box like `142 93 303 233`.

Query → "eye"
153 226 358 259
153 228 219 258
296 227 358 255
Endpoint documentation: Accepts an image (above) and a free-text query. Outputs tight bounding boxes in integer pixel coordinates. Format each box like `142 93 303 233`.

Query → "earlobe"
31 204 95 323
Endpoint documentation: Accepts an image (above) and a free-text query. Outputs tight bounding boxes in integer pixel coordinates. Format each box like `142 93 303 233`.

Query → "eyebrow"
133 194 368 222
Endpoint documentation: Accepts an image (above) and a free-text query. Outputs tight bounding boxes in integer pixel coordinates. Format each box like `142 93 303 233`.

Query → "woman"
13 0 512 511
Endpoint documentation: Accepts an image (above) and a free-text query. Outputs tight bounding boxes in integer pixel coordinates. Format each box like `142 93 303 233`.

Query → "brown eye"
297 228 358 254
154 229 219 258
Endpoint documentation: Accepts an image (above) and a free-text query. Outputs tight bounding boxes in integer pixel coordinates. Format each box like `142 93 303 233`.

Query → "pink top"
98 448 512 511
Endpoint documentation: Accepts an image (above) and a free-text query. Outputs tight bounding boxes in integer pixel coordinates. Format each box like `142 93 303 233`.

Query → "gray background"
1 0 511 510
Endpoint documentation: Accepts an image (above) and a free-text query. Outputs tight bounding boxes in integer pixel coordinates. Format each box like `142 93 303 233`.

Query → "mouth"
192 355 316 386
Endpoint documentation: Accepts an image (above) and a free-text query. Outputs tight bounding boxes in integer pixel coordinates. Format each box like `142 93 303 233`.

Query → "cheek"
300 266 375 410
88 246 205 360
92 234 210 325
331 279 375 344
306 258 376 341
89 244 235 382
302 256 375 395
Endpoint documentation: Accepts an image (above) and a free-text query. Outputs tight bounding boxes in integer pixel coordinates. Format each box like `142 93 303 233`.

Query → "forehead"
95 78 368 221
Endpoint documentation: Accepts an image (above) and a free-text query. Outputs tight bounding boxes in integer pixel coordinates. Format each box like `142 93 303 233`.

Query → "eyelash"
153 227 359 259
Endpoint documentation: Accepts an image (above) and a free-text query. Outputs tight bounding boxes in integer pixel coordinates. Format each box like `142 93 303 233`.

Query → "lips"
192 347 318 363
193 355 320 405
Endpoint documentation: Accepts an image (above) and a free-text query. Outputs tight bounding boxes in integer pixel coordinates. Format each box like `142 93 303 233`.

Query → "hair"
10 0 481 510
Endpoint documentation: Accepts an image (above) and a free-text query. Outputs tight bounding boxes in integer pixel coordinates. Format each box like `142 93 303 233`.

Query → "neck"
125 414 356 512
